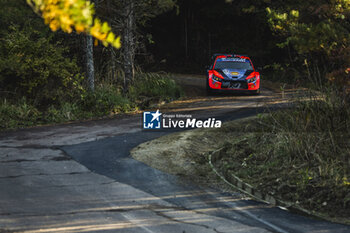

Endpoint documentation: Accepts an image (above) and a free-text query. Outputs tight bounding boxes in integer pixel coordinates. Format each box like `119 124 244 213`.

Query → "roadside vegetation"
0 0 182 131
0 71 182 130
213 90 350 223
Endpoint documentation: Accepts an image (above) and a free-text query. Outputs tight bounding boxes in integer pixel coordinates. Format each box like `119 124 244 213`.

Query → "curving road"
0 75 349 233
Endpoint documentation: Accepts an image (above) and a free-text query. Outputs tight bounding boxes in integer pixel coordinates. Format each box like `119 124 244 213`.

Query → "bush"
45 102 80 123
0 26 84 107
0 98 40 129
81 83 133 116
129 72 183 107
0 72 183 130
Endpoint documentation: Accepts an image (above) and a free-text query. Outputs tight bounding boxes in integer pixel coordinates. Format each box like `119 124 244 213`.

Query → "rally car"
206 54 260 94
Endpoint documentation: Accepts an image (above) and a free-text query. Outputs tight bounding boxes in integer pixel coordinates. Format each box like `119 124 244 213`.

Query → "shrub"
0 26 84 107
81 84 133 116
129 72 183 106
0 98 40 129
0 71 183 130
45 102 80 123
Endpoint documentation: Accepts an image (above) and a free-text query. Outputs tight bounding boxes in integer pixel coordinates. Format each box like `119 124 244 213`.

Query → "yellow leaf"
113 36 121 49
49 20 59 31
101 22 110 33
75 23 85 33
106 33 115 43
27 0 121 49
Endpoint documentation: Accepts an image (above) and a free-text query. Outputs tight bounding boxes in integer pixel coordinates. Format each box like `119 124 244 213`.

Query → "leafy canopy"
266 0 350 55
263 0 350 85
26 0 121 48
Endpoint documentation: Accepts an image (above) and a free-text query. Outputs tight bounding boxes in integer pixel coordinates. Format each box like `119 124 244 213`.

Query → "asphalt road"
1 75 350 232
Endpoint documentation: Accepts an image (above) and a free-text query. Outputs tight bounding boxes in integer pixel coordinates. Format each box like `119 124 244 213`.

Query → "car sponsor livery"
206 54 261 94
218 58 248 63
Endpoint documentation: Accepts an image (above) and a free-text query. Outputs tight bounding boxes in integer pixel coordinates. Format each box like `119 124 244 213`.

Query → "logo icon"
143 110 162 129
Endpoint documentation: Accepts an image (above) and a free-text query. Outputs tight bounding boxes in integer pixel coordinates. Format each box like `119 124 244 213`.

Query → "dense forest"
0 0 349 129
147 0 349 84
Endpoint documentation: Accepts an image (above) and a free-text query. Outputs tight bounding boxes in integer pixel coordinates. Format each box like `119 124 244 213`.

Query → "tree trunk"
110 48 116 82
208 32 212 58
122 0 135 94
85 34 95 92
107 0 116 83
184 17 188 58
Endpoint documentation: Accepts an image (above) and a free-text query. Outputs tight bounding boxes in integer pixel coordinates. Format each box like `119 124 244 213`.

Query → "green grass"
211 88 350 223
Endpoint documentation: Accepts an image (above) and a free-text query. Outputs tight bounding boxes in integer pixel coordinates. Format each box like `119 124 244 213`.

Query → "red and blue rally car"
206 54 260 94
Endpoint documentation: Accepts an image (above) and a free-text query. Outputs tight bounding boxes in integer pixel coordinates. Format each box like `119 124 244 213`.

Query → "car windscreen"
214 58 253 70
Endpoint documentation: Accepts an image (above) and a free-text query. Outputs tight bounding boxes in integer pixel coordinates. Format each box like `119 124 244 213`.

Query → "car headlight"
212 75 223 82
247 76 257 83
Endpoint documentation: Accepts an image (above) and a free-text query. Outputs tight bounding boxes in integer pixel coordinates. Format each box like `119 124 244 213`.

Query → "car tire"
252 88 261 95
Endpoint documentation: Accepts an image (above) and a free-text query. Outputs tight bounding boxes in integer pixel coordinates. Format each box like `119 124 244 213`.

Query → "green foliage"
266 5 349 55
264 0 350 86
129 72 183 107
0 0 45 34
45 102 80 122
81 84 133 116
0 26 84 106
0 72 183 130
0 98 40 129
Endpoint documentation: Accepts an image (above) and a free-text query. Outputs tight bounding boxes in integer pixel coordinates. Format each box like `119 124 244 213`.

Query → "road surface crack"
0 159 37 163
152 208 224 233
0 171 90 179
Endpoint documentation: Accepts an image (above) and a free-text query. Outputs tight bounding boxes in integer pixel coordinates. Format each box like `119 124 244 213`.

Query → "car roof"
212 54 249 59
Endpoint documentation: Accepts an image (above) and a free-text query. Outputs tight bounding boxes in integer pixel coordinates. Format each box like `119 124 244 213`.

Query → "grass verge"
214 90 350 223
215 93 350 223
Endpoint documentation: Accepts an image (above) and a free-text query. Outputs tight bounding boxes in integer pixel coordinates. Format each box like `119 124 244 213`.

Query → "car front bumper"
208 77 260 91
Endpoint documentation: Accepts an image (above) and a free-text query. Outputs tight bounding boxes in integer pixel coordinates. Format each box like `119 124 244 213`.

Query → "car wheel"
252 88 260 95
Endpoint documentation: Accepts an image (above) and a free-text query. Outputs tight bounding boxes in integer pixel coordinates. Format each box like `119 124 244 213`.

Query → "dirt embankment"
131 129 216 184
130 118 253 191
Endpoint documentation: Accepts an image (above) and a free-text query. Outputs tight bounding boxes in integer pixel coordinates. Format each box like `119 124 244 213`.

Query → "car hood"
216 68 254 80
